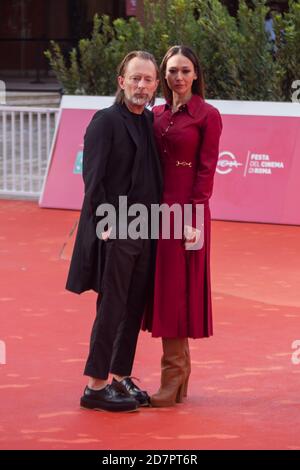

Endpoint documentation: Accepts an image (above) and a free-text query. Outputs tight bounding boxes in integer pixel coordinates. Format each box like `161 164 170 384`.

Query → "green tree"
45 14 144 95
45 1 297 102
274 0 300 101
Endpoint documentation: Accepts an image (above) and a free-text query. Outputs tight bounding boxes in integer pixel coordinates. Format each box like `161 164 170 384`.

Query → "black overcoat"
65 103 162 294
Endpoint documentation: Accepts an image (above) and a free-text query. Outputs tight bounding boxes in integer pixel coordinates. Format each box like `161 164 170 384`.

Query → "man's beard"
127 93 150 106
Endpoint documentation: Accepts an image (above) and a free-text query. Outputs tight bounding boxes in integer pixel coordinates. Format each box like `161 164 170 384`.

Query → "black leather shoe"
112 377 150 407
80 384 138 412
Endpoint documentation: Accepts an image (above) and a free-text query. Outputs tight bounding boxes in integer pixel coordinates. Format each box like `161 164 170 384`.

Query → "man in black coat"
66 51 162 412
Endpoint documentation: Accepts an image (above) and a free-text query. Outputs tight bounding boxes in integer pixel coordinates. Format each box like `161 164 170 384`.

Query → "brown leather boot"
183 338 191 398
151 338 186 407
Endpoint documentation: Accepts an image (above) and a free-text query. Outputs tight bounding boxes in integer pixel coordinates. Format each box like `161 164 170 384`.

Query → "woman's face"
165 53 197 97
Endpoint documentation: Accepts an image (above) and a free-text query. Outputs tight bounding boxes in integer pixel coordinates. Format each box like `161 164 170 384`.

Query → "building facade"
0 0 288 81
0 0 142 79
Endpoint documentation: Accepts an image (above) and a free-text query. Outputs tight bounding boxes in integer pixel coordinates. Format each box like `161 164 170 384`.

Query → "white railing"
0 106 59 198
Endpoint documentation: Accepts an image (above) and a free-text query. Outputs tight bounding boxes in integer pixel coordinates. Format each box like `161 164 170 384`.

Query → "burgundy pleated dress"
143 94 222 339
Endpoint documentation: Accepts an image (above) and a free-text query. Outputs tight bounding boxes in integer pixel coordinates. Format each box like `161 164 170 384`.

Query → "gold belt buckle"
176 160 192 168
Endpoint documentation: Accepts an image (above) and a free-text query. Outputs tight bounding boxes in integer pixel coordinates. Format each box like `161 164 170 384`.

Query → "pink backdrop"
40 108 91 210
39 98 300 225
210 114 300 225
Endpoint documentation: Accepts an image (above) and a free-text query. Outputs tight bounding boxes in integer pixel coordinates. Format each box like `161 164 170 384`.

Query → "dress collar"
158 94 203 118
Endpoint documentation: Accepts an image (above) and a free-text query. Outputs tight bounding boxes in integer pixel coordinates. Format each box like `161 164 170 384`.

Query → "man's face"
118 57 159 110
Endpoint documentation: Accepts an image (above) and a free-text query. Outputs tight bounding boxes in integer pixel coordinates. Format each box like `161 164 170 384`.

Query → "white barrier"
0 106 59 198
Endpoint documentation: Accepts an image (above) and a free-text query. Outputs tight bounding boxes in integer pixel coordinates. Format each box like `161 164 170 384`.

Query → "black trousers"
84 237 152 380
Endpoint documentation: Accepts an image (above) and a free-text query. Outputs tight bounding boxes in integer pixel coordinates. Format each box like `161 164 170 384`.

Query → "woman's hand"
184 225 201 250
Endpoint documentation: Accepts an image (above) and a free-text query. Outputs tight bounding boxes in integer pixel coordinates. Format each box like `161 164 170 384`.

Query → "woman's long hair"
115 50 159 107
160 45 205 103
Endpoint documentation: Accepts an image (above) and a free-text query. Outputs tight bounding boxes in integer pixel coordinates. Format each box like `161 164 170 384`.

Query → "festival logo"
217 151 243 175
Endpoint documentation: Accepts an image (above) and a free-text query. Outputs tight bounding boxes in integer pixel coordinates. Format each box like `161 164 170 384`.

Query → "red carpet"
0 199 300 450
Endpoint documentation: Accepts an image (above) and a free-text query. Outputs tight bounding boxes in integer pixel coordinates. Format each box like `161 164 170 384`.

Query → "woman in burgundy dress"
144 46 223 407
